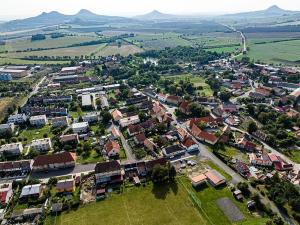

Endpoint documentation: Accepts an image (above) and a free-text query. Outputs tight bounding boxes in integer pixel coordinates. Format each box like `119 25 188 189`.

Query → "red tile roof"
33 152 76 167
104 140 120 154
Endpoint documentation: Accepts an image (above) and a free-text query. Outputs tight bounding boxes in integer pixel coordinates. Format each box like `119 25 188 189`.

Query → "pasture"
45 177 267 225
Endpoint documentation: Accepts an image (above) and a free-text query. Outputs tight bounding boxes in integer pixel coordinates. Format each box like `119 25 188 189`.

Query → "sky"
1 0 300 20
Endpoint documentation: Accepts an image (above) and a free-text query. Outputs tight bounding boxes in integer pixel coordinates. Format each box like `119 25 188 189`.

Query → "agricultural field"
45 177 267 225
125 32 192 50
0 57 68 65
2 45 99 58
95 44 143 56
245 39 300 65
4 35 99 51
162 74 213 97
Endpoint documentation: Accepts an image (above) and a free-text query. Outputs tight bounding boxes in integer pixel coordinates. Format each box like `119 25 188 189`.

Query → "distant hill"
134 10 177 20
224 5 300 18
0 10 133 32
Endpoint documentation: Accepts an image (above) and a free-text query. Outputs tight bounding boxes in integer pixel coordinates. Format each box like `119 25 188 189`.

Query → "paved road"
116 126 136 163
30 163 96 181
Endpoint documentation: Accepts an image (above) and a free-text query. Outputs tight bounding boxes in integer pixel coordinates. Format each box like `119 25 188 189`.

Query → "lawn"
244 39 300 65
76 150 104 164
162 73 213 97
45 180 205 225
45 177 267 225
284 150 300 164
18 125 54 143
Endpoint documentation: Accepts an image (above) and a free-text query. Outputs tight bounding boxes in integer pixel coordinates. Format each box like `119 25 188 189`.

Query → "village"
0 50 300 225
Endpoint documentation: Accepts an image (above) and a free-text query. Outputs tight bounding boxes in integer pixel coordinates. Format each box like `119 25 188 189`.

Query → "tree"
168 163 176 181
237 182 250 198
188 103 209 117
101 111 112 125
151 165 169 183
247 121 258 134
219 90 231 102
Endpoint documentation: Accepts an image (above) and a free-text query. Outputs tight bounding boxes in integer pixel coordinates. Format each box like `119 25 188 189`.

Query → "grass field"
162 74 213 97
245 39 300 65
18 125 54 143
284 150 300 164
45 177 267 225
0 97 14 122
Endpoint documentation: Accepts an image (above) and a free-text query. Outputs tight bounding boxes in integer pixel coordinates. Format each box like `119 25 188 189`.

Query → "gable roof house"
182 137 199 153
95 160 123 186
104 140 120 157
0 183 13 207
119 115 140 128
56 179 75 193
166 95 182 106
134 133 147 145
179 101 190 115
144 138 158 152
59 134 79 145
19 184 43 201
162 144 185 158
205 170 226 187
111 109 123 122
32 152 76 172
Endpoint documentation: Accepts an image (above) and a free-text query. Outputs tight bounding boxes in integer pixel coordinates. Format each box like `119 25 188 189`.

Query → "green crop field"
186 32 241 47
45 177 267 225
245 39 300 65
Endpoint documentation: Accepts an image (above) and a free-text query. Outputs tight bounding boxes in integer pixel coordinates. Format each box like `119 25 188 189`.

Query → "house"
83 113 99 124
221 103 238 114
0 142 23 156
30 138 52 152
205 170 226 187
0 160 32 179
126 95 148 105
111 126 121 139
189 122 219 145
190 174 207 187
72 122 89 134
166 95 182 106
19 184 43 201
60 66 83 75
104 140 120 157
56 179 75 193
182 137 199 153
0 123 15 134
7 114 27 124
254 87 271 97
119 115 140 128
157 93 167 102
144 138 158 152
22 106 68 117
0 183 13 206
95 160 123 186
177 127 189 141
32 151 76 172
249 153 272 167
29 115 48 126
52 116 69 128
59 134 79 145
111 109 123 122
134 133 146 145
268 154 293 171
235 161 251 178
238 137 257 152
233 190 244 201
163 144 185 158
179 101 190 115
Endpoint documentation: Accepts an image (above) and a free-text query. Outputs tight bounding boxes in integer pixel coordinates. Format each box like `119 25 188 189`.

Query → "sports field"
45 177 267 225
